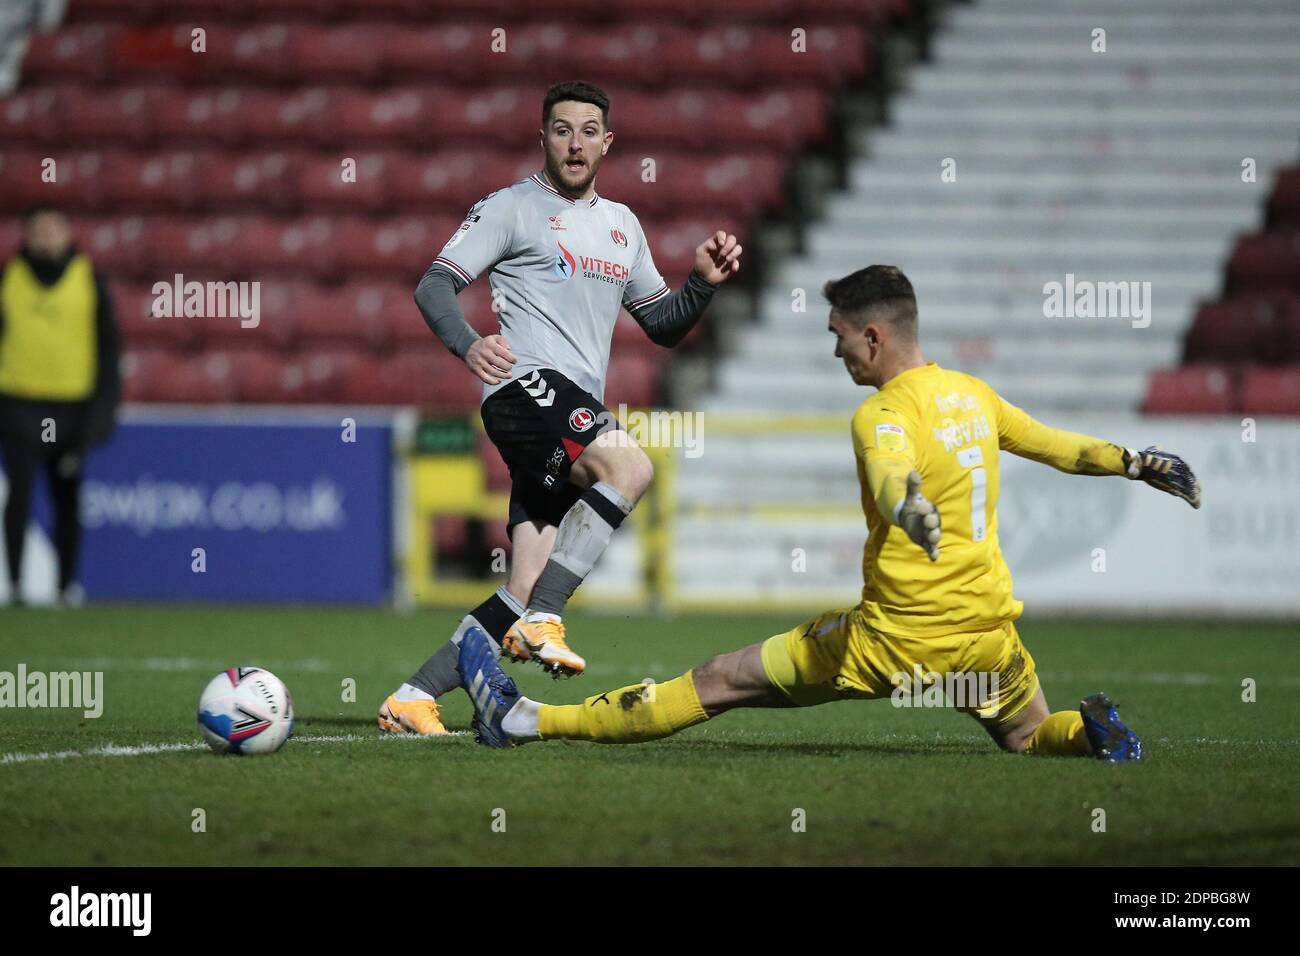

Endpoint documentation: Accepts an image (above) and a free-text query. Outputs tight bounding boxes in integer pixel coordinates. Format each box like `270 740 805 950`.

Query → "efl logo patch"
549 215 566 231
610 226 628 247
569 408 595 432
875 423 906 452
444 219 475 249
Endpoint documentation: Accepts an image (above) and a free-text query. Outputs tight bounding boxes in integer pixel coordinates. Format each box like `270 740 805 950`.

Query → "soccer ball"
197 667 295 755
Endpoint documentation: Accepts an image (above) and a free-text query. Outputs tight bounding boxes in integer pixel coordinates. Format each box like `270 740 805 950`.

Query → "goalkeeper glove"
1123 446 1202 509
897 470 941 561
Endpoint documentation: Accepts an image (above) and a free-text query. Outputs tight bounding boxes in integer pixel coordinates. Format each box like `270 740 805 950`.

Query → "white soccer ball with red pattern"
197 667 295 755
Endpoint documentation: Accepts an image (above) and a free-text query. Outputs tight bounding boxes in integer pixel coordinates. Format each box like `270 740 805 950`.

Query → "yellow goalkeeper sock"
1025 710 1090 756
537 672 708 744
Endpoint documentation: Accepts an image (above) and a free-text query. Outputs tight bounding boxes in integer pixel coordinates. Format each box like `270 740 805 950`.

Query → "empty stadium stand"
703 0 1300 418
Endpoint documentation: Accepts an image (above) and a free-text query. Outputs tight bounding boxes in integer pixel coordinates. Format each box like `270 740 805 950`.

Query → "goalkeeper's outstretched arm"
995 394 1202 508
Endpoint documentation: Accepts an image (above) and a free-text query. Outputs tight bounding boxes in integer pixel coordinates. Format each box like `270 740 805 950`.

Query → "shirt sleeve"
621 215 669 315
430 188 517 286
993 388 1127 476
852 400 919 526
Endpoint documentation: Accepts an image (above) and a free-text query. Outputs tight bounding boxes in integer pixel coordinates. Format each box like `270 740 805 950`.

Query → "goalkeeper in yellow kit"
458 266 1202 761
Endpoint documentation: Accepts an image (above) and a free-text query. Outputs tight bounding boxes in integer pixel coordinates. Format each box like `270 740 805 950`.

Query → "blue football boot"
456 626 522 748
1080 692 1143 762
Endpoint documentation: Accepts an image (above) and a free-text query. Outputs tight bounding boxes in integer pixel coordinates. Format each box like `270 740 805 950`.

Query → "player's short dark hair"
542 81 610 129
823 265 918 339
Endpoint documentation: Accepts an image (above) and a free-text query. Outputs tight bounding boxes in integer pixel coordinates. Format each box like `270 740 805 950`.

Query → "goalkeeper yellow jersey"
851 362 1128 637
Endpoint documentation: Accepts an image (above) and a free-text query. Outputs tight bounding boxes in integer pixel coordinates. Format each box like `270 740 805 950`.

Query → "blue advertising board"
76 411 393 602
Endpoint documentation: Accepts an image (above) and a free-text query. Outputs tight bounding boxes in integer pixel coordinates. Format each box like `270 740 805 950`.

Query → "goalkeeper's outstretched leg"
456 624 1141 760
457 625 788 748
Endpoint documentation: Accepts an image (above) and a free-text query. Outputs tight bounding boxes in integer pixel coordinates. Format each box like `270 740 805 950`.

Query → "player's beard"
546 153 599 198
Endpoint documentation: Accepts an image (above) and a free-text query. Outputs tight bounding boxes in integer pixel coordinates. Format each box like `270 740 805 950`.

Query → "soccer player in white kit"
379 81 743 735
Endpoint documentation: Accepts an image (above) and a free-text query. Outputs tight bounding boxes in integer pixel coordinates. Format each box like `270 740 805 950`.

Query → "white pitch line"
10 657 1300 687
1041 670 1300 688
0 731 470 766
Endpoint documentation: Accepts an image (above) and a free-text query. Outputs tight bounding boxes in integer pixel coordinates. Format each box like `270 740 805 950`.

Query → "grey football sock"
407 586 524 699
529 482 633 616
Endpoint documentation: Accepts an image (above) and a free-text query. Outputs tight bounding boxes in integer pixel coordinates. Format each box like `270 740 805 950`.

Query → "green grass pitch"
1 605 1297 866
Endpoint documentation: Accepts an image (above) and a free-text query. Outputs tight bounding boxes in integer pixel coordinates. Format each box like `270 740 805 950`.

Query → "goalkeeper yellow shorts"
759 605 1039 725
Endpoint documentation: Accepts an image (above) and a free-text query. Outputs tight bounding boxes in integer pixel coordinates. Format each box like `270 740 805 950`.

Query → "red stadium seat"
294 283 393 353
0 88 61 147
101 151 204 210
380 28 497 82
152 89 257 147
290 26 386 81
107 25 202 80
1226 233 1300 295
153 352 240 403
642 217 742 280
377 351 481 409
21 26 114 84
112 282 202 351
212 349 345 404
744 25 871 87
333 215 454 277
1140 365 1237 415
51 87 156 146
1241 365 1300 416
0 221 21 260
75 215 153 278
150 216 246 275
295 153 392 212
237 216 341 279
196 152 297 211
604 354 663 408
329 89 440 146
239 88 334 146
1237 366 1300 416
1266 167 1300 231
597 153 780 218
118 347 175 402
442 86 535 147
386 151 510 210
202 24 296 83
0 152 108 212
796 0 905 24
196 279 302 353
616 88 822 151
1184 294 1298 366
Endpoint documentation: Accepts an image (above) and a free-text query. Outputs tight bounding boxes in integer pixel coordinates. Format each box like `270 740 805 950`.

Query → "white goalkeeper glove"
897 470 941 561
1122 446 1202 509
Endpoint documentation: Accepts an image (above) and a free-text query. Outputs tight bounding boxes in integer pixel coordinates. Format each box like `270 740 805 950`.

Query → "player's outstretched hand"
899 470 941 561
465 335 517 385
694 230 742 285
1123 446 1202 509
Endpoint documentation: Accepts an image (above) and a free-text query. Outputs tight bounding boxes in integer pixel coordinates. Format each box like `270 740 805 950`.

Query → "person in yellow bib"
459 265 1202 762
0 208 120 606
